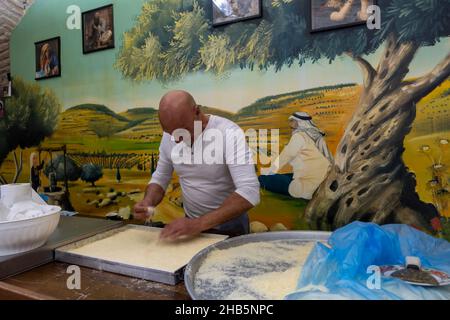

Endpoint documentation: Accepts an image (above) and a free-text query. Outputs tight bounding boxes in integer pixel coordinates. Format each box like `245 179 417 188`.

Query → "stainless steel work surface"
0 216 123 280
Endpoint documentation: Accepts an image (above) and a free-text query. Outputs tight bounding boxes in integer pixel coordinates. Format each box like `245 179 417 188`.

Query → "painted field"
1 81 448 235
404 80 450 219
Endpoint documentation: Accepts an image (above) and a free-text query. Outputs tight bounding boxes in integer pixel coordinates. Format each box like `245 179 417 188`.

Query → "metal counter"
0 216 123 280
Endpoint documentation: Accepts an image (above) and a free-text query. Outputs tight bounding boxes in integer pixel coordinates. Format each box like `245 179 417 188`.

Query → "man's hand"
160 217 204 241
133 184 166 220
133 200 151 220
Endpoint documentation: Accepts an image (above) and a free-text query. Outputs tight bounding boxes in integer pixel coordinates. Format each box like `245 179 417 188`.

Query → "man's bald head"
159 90 196 115
158 90 201 138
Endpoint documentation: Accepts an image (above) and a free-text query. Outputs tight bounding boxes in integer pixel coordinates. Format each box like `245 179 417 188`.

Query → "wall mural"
1 0 449 239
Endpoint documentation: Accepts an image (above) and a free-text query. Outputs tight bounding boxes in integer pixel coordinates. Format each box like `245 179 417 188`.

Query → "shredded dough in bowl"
194 240 317 300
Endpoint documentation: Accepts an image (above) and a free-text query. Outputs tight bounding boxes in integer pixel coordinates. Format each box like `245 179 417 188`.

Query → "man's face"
160 106 197 144
289 119 298 130
32 154 39 166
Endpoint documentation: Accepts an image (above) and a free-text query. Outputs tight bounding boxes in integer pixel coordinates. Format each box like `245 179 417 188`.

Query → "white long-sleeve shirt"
150 115 260 219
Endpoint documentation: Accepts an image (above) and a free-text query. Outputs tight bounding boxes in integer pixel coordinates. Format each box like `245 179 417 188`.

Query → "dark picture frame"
35 37 61 81
212 0 262 27
310 0 378 33
82 4 115 54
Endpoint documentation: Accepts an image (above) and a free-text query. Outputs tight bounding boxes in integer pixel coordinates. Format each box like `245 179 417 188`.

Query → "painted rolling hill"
115 105 234 140
46 104 157 152
119 107 158 121
235 83 361 155
45 80 448 158
47 103 236 151
53 104 131 138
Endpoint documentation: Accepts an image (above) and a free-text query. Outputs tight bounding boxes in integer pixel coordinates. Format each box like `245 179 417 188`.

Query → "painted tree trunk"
12 150 23 184
305 34 450 233
0 151 22 185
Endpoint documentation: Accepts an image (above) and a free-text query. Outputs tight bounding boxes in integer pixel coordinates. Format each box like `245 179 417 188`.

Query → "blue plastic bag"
285 222 450 300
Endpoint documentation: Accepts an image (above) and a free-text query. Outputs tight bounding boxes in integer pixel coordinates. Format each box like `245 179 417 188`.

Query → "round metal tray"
184 230 331 300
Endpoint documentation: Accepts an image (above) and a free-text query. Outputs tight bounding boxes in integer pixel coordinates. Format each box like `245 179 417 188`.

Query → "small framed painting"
310 0 377 33
82 4 115 54
212 0 262 27
35 37 61 81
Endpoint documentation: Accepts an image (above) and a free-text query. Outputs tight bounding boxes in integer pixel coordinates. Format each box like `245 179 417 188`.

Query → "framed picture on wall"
35 37 61 81
82 4 115 54
212 0 262 27
310 0 377 33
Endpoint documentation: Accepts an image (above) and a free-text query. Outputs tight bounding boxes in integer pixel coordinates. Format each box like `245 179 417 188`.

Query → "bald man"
134 91 260 240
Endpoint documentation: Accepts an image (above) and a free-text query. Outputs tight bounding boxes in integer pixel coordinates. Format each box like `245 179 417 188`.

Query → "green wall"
10 0 450 112
11 0 146 108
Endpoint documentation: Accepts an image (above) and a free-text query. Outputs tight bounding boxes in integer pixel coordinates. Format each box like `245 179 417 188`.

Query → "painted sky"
11 0 450 113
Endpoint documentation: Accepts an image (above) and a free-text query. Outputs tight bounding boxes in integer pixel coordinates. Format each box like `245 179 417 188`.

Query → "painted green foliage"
0 78 61 184
116 0 450 82
81 164 104 187
0 78 61 163
44 155 82 182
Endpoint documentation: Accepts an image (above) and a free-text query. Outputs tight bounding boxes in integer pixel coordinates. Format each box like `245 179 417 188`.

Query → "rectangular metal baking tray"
0 216 123 280
55 224 228 285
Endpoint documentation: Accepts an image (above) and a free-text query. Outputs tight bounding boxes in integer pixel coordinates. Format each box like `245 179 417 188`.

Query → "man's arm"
134 134 174 220
160 192 254 240
134 183 166 220
160 163 260 240
200 161 261 230
160 126 260 240
37 161 45 171
198 192 254 230
269 133 304 173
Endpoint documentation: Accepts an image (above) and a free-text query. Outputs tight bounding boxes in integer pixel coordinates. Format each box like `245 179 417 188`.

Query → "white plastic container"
0 205 60 256
0 184 31 207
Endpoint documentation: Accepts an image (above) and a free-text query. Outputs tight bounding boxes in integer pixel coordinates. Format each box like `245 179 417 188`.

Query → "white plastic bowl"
0 206 61 256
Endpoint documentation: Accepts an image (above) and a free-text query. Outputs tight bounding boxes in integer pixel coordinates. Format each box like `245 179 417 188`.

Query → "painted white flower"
439 139 449 145
421 145 431 152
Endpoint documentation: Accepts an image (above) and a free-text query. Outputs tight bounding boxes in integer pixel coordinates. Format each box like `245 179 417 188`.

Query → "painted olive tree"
116 0 450 232
0 78 61 184
44 155 82 182
81 164 103 187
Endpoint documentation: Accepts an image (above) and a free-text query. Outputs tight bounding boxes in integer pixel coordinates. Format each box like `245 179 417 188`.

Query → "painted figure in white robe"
259 112 333 200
